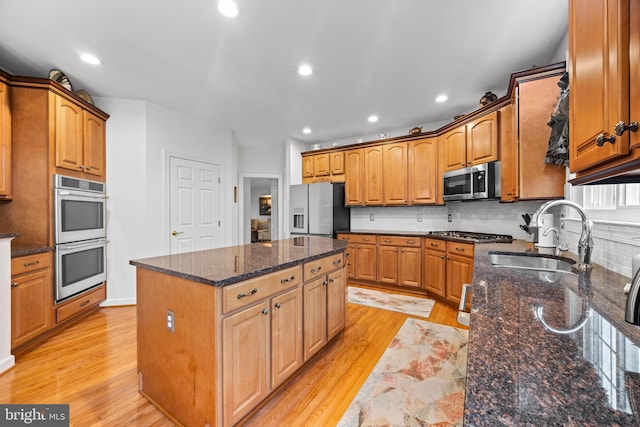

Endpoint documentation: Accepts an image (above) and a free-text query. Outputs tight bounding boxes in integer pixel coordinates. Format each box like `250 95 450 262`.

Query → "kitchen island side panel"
137 268 218 427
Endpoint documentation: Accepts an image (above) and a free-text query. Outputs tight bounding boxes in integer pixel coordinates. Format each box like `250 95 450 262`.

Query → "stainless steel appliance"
54 174 106 244
427 230 513 243
290 182 350 237
54 174 107 302
55 238 106 302
443 161 501 201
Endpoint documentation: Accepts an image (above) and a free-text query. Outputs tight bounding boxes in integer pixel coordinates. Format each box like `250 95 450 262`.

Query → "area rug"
338 318 469 426
348 286 435 319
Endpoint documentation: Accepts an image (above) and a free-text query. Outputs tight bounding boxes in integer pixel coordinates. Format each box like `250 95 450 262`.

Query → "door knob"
172 230 183 236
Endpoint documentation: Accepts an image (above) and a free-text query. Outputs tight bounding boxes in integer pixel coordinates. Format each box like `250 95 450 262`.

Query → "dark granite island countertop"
465 240 640 425
130 236 347 286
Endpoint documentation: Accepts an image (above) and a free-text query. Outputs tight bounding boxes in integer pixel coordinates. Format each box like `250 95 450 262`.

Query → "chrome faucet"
532 200 593 270
543 227 561 256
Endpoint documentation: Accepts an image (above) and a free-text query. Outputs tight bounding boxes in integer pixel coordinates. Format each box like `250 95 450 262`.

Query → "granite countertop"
0 232 20 239
465 240 640 425
11 242 54 258
129 236 347 287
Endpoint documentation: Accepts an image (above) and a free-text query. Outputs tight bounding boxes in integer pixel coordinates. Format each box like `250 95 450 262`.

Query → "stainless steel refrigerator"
289 182 350 238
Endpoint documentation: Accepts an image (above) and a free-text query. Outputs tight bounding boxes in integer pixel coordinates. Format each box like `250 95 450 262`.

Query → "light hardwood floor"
0 285 464 426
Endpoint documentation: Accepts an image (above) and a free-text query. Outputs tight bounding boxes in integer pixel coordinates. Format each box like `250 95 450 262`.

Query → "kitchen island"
465 240 640 425
130 237 347 427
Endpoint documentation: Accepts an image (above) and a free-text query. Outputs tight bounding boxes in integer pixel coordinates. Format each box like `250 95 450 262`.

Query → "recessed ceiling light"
435 94 448 103
298 64 313 76
368 115 379 123
218 0 239 17
302 128 312 134
80 53 101 65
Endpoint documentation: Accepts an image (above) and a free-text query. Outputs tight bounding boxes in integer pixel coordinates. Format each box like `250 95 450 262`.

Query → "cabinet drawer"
56 284 106 323
424 238 446 252
377 235 421 247
447 241 475 257
341 234 376 245
11 252 51 276
223 265 302 314
303 253 344 282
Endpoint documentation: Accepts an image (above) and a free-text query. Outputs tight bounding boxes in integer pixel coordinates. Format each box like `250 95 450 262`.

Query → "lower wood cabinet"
303 276 328 361
424 239 474 304
424 239 447 298
10 252 52 349
337 233 377 281
377 235 422 288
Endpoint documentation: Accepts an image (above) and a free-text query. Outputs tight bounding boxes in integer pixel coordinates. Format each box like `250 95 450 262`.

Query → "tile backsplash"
350 200 640 279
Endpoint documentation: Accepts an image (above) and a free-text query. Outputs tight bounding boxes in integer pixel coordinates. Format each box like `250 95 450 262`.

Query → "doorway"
239 174 282 244
169 156 221 254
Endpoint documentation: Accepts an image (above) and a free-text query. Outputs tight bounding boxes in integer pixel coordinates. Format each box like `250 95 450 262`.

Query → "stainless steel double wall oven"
54 174 107 302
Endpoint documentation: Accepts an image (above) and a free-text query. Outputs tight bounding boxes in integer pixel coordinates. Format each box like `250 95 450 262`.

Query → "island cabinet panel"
382 142 408 205
136 269 217 427
303 253 343 282
303 276 328 361
223 301 270 425
326 268 346 341
271 287 304 388
408 137 437 204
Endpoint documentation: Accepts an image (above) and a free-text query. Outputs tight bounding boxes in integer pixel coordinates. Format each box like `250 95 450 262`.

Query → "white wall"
96 97 236 306
0 237 15 374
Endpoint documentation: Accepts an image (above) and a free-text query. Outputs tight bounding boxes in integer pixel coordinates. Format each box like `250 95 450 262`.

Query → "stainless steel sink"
489 251 576 274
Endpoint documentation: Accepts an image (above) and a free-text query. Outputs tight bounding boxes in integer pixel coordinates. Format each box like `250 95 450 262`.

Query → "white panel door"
170 156 220 255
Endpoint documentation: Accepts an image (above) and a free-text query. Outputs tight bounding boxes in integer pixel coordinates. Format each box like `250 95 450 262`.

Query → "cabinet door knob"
614 121 639 136
274 302 281 309
261 309 269 315
86 166 92 171
596 133 616 146
11 282 18 288
79 165 85 170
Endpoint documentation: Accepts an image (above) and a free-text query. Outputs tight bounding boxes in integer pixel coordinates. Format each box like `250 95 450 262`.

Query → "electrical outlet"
448 214 452 223
417 214 423 222
370 214 375 221
167 309 175 333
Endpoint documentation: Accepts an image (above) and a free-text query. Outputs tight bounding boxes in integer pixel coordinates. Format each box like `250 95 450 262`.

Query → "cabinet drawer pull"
280 275 295 284
614 120 639 136
455 247 466 252
79 300 90 307
406 240 416 244
11 282 18 288
430 243 439 247
237 288 258 299
311 266 322 273
332 259 342 266
23 260 40 267
596 133 616 146
363 238 371 241
383 239 393 243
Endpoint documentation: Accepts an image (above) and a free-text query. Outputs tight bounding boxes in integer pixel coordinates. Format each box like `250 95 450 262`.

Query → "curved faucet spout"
532 200 593 270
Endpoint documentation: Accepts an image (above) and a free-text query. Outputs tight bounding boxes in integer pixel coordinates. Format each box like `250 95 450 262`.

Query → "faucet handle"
544 227 561 256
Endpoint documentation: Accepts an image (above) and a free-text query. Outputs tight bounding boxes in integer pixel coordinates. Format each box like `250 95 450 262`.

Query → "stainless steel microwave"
443 161 501 201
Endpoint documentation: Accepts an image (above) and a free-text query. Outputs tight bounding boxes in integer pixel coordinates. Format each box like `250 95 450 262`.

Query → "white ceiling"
0 0 567 148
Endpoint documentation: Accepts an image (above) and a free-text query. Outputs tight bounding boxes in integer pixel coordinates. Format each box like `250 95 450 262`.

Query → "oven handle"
57 189 106 199
57 239 107 251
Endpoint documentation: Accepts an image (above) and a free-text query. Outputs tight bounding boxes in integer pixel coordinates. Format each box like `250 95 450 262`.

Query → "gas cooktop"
428 230 513 243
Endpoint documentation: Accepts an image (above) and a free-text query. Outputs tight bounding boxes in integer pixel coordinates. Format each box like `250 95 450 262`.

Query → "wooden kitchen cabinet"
270 287 303 388
55 95 106 177
303 276 328 361
326 268 346 340
345 149 364 205
0 80 11 199
499 101 518 201
408 137 438 204
441 112 499 173
10 252 52 349
337 233 357 278
445 241 474 305
301 152 345 184
363 146 383 205
569 0 640 182
355 242 377 281
377 235 422 288
382 142 408 205
424 239 446 298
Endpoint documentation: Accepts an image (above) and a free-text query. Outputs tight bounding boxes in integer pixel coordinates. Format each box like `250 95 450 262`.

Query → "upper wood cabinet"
363 146 383 205
382 142 408 205
55 95 106 177
441 112 499 172
408 137 437 204
301 152 345 184
0 81 11 199
345 149 363 205
499 101 518 202
569 0 640 180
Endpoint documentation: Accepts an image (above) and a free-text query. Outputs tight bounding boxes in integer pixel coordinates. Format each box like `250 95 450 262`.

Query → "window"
568 183 640 223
